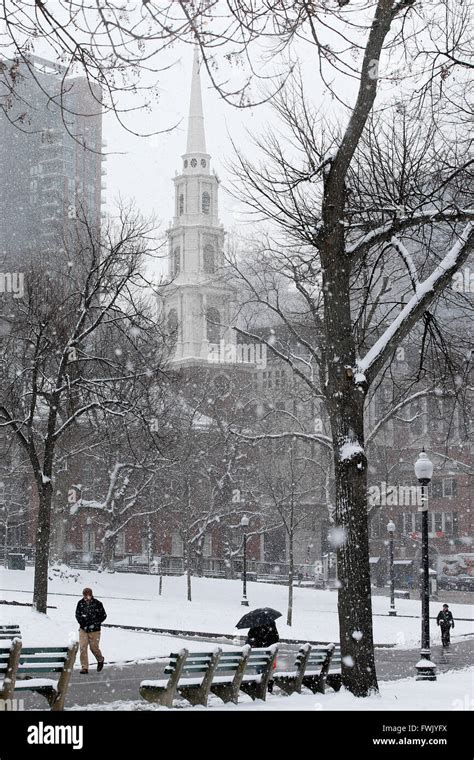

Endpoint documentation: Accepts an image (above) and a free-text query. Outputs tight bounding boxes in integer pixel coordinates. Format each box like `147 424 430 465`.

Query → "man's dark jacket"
436 609 454 628
75 597 107 632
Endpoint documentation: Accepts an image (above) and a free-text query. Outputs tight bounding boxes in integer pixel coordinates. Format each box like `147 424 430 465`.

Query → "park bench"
0 639 22 701
274 643 342 695
140 644 278 708
0 641 78 711
394 590 410 599
0 624 21 640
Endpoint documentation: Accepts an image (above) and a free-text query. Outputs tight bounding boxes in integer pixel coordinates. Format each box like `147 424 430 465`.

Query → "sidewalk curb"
102 622 398 648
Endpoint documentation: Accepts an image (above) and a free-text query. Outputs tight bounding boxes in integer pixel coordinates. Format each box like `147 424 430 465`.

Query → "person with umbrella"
247 620 280 649
236 608 281 693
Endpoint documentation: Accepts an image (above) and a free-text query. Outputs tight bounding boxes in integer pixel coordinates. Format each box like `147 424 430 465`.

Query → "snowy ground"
1 568 473 713
67 667 474 712
1 567 473 659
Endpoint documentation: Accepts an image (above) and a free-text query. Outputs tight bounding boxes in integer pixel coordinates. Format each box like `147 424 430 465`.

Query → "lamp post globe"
414 450 434 485
414 450 436 681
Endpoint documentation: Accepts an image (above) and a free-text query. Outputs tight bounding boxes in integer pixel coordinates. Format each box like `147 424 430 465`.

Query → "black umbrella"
236 607 282 629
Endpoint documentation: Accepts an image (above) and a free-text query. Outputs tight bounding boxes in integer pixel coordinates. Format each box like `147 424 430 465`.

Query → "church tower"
165 47 236 366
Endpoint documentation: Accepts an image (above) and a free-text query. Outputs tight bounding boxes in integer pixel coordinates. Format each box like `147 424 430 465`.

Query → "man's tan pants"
79 629 103 670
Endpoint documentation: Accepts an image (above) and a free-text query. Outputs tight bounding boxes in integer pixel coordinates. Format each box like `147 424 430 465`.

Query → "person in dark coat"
75 587 107 674
246 621 279 692
246 621 280 648
436 604 455 648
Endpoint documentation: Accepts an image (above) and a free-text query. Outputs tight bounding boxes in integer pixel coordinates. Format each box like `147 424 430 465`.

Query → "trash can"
7 553 25 570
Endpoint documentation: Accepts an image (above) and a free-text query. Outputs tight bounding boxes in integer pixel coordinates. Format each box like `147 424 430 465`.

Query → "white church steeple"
186 46 207 155
164 47 236 366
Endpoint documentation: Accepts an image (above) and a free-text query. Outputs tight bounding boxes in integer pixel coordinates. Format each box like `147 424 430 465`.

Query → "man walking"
436 603 455 648
75 587 107 674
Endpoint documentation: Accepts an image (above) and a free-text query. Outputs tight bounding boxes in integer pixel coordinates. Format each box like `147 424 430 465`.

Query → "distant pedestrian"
246 621 279 693
75 587 107 674
436 604 455 648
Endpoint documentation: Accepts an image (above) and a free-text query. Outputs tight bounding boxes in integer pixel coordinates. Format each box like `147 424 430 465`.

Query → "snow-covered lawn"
68 668 474 712
1 567 472 657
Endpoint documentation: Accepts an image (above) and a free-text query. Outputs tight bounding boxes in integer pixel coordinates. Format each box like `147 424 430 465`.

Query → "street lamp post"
240 514 249 606
387 520 397 616
414 450 436 681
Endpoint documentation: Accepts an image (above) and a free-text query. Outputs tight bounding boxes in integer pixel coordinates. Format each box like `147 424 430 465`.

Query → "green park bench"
0 624 21 640
0 640 78 710
274 642 342 695
140 644 278 708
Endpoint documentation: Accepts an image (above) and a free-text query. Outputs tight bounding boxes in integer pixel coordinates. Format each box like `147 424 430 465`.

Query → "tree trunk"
328 387 378 697
3 515 9 568
287 531 294 627
187 565 192 602
223 535 235 579
321 160 378 695
101 532 118 573
32 480 53 614
184 541 192 601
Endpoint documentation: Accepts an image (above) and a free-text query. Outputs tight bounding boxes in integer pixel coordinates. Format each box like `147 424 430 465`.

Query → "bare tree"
225 59 472 693
0 206 168 612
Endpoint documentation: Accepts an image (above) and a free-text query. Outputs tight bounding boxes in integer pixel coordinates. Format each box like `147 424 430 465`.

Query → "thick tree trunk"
329 386 378 697
320 183 378 693
32 480 53 614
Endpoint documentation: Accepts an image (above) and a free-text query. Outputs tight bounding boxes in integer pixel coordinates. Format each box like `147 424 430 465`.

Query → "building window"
403 513 414 535
179 194 184 215
173 246 180 275
171 532 184 557
206 307 221 344
82 529 95 553
369 512 381 539
203 244 215 274
115 531 125 555
167 308 178 344
433 513 443 534
202 191 211 214
444 512 453 535
431 512 455 536
203 533 212 558
274 369 286 389
442 478 454 497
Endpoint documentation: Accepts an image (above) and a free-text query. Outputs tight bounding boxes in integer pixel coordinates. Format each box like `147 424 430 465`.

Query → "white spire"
186 46 207 155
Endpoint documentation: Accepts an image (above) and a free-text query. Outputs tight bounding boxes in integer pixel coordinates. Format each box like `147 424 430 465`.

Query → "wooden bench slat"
20 648 69 655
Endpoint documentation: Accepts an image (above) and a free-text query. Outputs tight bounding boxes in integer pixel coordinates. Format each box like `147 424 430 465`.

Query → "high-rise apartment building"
0 55 104 269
